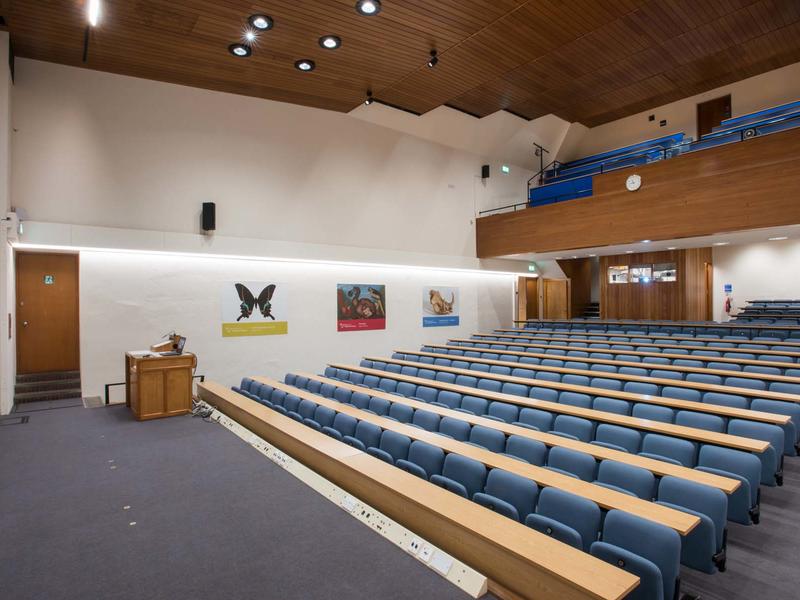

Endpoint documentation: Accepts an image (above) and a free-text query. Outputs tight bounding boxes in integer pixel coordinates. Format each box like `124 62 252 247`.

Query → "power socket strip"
207 404 488 598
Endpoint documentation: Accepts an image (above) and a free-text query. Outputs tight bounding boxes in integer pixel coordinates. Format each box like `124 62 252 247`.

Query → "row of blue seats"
551 132 686 174
480 336 800 365
715 100 800 131
453 338 800 377
399 351 799 457
357 359 783 488
232 377 693 600
519 321 800 339
501 328 800 350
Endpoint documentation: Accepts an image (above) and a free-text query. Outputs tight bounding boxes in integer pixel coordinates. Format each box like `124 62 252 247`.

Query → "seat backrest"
441 453 487 498
283 394 301 413
351 392 371 410
461 395 489 415
355 421 382 449
437 390 462 409
675 410 725 433
313 405 336 429
592 396 631 415
505 435 548 466
553 415 594 443
657 476 727 549
333 387 352 404
379 430 412 462
595 424 642 454
641 433 697 467
697 445 761 505
536 487 601 552
624 382 659 396
469 425 506 453
298 399 318 420
439 416 471 441
483 468 539 522
406 441 445 478
388 402 414 423
488 401 519 423
518 408 554 431
661 386 702 402
412 409 441 432
596 459 655 500
332 413 358 438
547 446 597 482
601 509 681 600
368 396 391 416
702 392 749 410
631 403 675 423
558 391 592 409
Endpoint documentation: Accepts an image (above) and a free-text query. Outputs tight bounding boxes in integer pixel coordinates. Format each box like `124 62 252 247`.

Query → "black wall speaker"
481 164 490 179
202 202 216 232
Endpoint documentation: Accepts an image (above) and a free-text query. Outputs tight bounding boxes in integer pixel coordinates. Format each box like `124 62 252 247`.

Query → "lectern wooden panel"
125 353 195 420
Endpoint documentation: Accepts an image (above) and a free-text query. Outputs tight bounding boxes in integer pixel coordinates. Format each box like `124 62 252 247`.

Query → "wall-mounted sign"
221 282 288 337
724 284 733 293
423 286 459 327
43 275 54 285
337 284 386 332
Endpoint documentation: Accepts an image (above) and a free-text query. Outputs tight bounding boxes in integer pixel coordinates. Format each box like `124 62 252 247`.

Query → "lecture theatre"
3 2 800 599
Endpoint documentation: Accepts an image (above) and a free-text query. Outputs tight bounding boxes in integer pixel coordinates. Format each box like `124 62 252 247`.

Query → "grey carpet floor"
0 405 480 600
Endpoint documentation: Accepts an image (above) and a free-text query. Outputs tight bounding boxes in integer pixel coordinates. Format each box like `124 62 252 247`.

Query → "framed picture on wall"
653 263 678 282
337 284 386 332
608 266 629 284
630 265 653 283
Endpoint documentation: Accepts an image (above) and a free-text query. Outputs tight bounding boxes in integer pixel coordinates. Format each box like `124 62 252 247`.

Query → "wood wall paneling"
543 279 570 319
557 258 592 318
599 248 711 321
476 128 800 257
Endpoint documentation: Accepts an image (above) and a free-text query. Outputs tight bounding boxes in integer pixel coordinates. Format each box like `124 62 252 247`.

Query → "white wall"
79 249 513 400
11 59 535 254
0 32 14 415
562 61 800 161
713 239 800 322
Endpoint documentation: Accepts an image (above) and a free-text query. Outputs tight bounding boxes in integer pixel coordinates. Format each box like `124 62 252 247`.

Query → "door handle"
22 321 28 327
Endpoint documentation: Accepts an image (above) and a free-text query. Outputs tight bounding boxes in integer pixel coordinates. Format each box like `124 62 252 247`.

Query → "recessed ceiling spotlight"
571 256 578 259
355 0 382 16
625 250 634 254
88 0 101 26
667 246 676 250
642 239 651 243
229 43 252 58
365 90 374 105
589 254 597 257
319 35 342 50
295 59 316 72
427 49 438 68
713 242 730 246
244 30 257 43
769 236 788 241
248 14 274 30
555 256 563 260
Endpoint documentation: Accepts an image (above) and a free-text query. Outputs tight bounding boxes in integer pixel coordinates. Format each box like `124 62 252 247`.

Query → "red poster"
337 284 386 332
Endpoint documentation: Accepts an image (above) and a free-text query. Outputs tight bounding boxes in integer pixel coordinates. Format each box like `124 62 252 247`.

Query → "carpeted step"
15 378 82 394
14 388 83 404
16 370 80 384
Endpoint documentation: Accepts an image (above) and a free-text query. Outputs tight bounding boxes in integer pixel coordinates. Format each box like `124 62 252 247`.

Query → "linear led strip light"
10 242 526 278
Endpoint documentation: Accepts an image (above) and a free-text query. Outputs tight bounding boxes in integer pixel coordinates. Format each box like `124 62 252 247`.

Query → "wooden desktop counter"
125 352 196 420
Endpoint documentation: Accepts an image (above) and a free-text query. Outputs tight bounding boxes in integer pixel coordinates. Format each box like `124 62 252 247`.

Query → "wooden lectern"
125 352 196 420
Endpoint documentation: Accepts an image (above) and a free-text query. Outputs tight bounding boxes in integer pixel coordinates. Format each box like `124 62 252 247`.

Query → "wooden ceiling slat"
7 0 800 125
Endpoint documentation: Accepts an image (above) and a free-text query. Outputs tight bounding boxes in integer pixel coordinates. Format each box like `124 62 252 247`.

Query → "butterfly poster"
221 281 288 337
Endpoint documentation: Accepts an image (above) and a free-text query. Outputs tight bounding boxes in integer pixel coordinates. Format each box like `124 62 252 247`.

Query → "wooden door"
525 278 540 319
697 95 731 137
16 252 80 373
543 279 570 319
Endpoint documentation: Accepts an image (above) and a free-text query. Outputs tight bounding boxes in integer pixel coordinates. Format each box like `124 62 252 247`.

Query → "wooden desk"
329 363 769 453
393 350 800 410
198 381 641 600
436 342 800 385
125 352 195 420
513 319 800 332
461 335 797 370
495 328 800 349
289 373 740 495
480 331 800 360
256 377 699 535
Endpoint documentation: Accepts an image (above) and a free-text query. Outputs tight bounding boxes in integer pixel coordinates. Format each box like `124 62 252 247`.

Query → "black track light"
365 91 374 105
427 49 438 68
355 0 382 16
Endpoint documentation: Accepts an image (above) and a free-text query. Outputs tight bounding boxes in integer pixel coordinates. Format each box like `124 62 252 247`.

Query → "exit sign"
501 165 511 174
43 275 55 285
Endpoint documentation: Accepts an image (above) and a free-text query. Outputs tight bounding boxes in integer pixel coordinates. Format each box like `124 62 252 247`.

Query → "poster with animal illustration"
337 284 386 332
221 282 288 337
423 286 459 327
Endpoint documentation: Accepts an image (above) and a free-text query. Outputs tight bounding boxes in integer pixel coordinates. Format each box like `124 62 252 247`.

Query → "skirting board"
207 403 489 598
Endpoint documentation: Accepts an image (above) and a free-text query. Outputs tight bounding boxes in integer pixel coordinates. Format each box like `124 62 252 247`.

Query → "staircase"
15 371 82 404
582 302 600 319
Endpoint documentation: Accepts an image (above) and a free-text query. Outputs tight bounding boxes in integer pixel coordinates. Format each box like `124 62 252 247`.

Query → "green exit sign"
43 275 55 285
501 165 511 174
528 263 537 273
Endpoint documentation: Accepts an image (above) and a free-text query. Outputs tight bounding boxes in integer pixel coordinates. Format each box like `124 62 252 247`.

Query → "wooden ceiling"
6 0 800 126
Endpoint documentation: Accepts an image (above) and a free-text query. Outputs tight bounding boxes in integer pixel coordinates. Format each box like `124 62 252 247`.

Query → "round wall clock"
626 173 642 191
